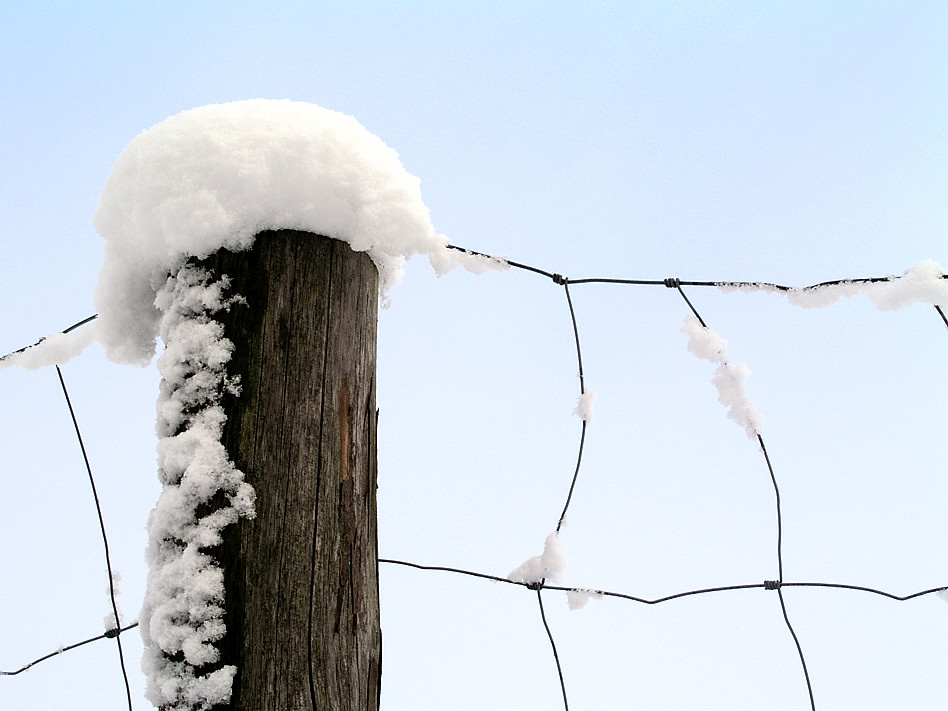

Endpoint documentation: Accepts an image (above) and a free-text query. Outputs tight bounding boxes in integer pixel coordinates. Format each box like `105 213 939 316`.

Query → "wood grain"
198 230 380 710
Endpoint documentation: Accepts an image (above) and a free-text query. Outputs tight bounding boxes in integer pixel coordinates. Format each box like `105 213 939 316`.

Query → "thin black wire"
758 436 784 584
0 623 139 676
62 314 98 334
777 588 816 710
673 282 707 327
379 559 516 585
535 588 569 710
451 248 938 708
669 283 816 709
445 242 948 294
55 365 133 711
556 279 587 533
759 435 815 711
936 304 948 330
380 558 947 605
780 582 948 601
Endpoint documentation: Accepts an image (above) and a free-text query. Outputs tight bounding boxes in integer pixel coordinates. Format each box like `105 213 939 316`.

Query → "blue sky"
1 3 946 710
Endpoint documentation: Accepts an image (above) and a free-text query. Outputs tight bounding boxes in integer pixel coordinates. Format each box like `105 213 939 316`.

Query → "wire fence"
1 245 946 709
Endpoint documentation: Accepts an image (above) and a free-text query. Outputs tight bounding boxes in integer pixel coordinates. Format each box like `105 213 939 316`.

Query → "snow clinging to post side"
142 263 253 710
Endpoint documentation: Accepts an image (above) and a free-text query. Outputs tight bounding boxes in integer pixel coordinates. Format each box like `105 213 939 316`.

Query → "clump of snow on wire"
682 317 762 440
141 263 254 710
718 261 948 310
572 390 596 421
508 533 567 585
0 321 100 370
567 588 603 611
93 99 505 366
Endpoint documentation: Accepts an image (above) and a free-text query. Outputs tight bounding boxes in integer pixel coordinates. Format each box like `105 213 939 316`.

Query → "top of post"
93 100 462 365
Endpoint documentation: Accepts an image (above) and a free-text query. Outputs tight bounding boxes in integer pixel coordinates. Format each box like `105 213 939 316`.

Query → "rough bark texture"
205 230 381 710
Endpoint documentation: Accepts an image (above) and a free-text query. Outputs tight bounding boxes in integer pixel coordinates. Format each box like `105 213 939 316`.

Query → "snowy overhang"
92 99 494 366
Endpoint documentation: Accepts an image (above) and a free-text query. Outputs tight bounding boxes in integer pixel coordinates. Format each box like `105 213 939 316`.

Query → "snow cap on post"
94 99 454 365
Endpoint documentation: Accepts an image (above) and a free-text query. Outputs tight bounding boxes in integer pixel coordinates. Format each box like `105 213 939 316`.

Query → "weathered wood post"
204 229 381 710
90 101 463 710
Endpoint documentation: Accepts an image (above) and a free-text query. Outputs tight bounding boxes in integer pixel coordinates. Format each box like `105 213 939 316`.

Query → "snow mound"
508 532 567 585
94 99 465 366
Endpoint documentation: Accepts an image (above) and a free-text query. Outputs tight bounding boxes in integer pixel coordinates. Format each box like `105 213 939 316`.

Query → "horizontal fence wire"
378 559 947 605
2 244 946 709
1 624 139 677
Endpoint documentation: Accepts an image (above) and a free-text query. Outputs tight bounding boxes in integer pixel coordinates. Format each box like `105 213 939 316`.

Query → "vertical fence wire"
54 365 133 711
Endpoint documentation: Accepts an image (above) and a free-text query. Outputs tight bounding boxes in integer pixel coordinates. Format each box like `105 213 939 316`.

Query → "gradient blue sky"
1 3 946 710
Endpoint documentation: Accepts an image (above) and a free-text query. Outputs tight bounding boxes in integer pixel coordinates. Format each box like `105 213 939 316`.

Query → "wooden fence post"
201 229 381 710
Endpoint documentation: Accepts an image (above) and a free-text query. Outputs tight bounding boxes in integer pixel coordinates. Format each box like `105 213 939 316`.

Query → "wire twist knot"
552 273 568 286
663 277 681 288
763 580 782 590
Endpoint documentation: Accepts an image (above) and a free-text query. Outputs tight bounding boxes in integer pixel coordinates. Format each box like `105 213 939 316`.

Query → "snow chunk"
566 588 603 611
508 533 567 585
0 321 99 371
682 317 761 440
572 390 596 421
94 99 454 365
104 611 119 634
428 248 511 276
866 260 948 310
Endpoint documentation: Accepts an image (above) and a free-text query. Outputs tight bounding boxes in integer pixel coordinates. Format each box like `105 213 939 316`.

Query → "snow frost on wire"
719 260 948 310
142 263 253 710
0 321 99 371
567 589 603 611
682 317 762 440
508 533 568 585
572 390 596 422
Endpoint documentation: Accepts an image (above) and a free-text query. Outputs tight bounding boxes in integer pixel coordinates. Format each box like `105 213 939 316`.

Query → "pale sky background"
1 3 947 710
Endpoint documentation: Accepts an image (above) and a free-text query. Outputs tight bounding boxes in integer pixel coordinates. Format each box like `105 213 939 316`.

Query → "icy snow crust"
93 99 497 366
